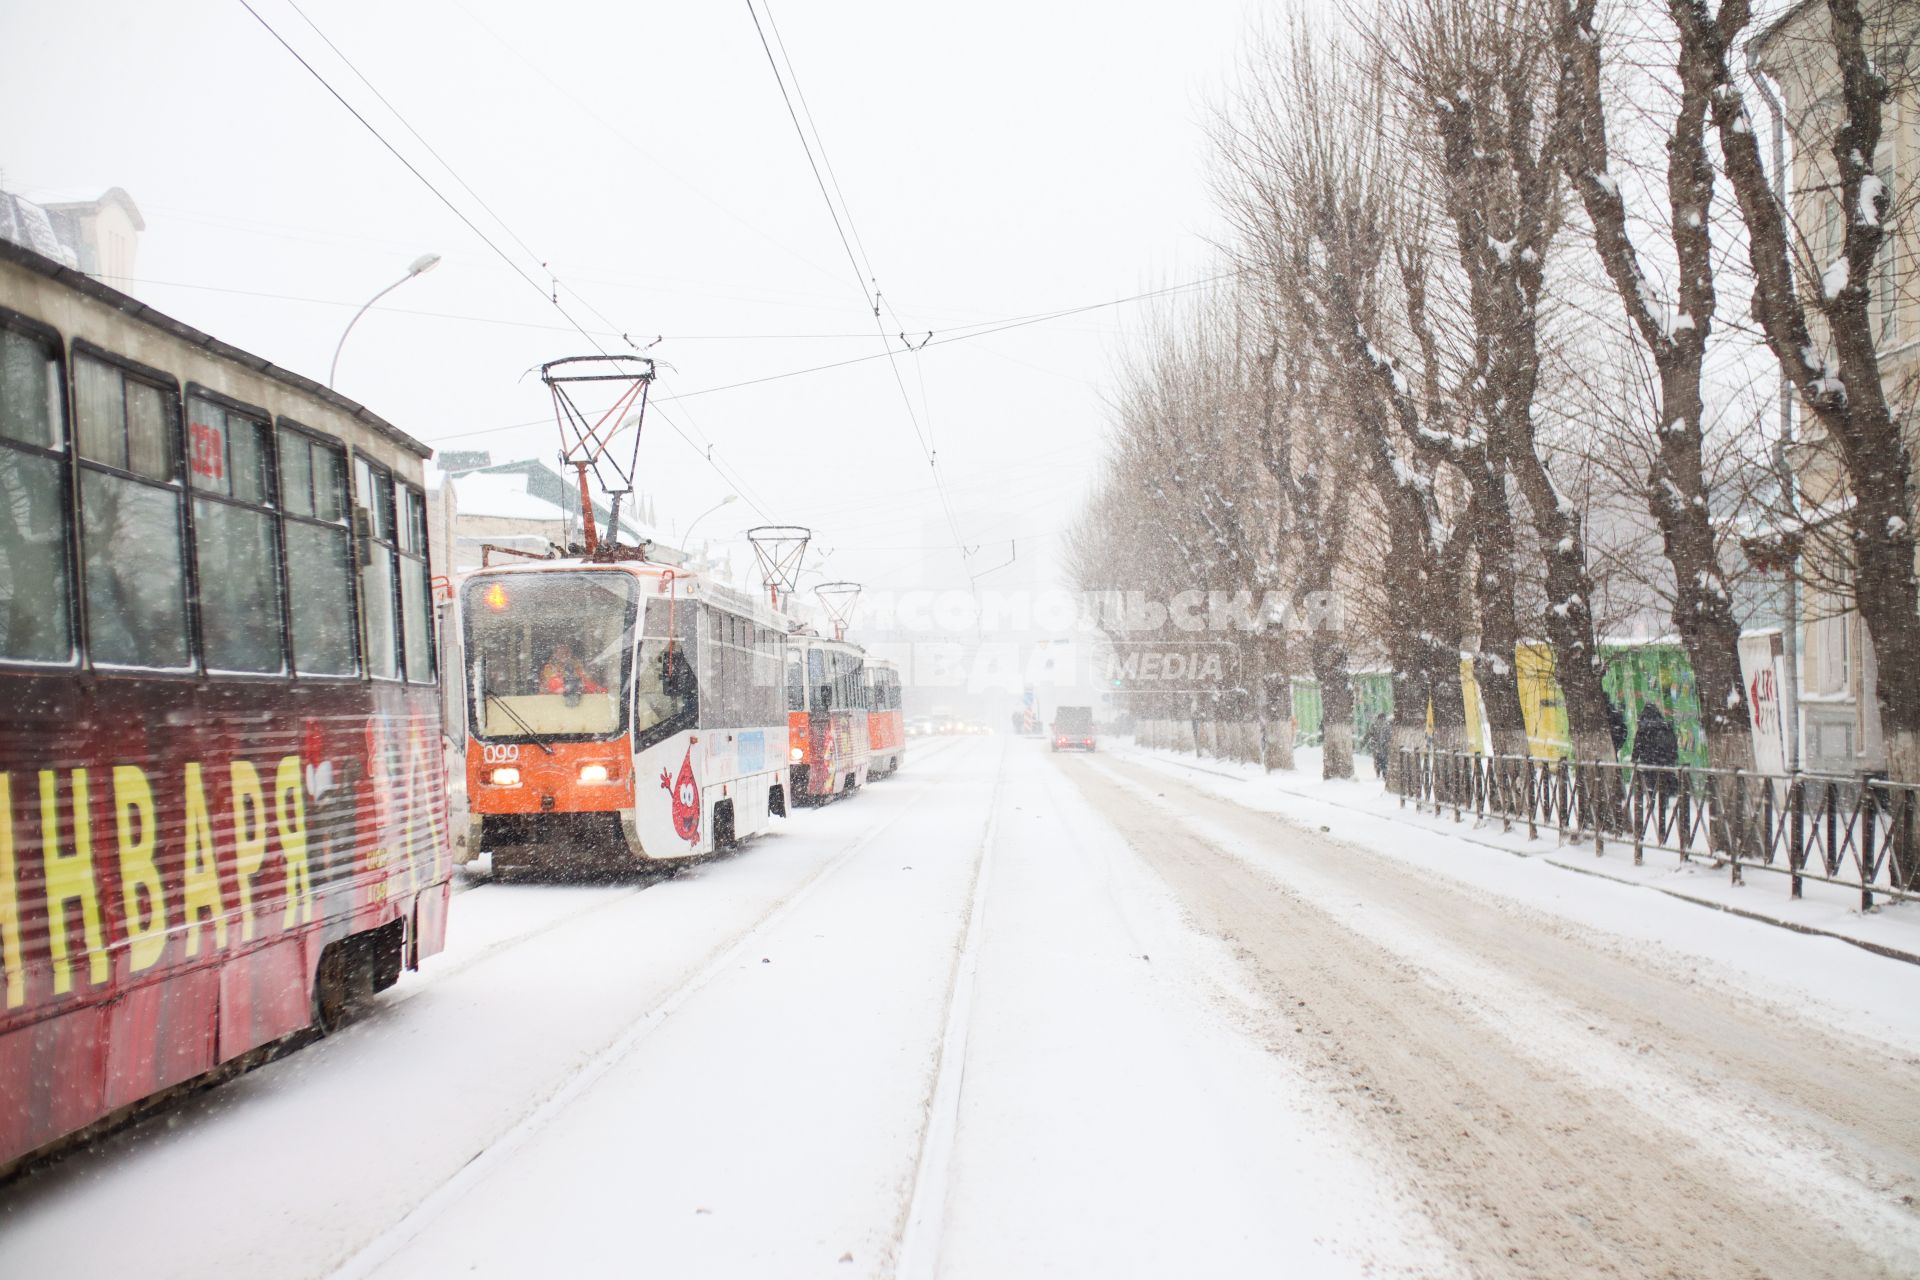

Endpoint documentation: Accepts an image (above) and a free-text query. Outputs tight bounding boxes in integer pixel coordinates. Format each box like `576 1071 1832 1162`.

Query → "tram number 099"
481 744 520 764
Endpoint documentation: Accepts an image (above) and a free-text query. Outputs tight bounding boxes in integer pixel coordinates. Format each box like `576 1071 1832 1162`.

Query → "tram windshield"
465 572 635 740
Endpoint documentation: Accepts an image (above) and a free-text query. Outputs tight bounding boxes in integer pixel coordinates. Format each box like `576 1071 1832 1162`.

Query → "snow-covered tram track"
891 764 1002 1279
392 735 973 1010
330 735 982 1279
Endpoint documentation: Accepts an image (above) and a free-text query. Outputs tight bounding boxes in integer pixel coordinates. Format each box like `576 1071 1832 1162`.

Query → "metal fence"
1393 748 1920 909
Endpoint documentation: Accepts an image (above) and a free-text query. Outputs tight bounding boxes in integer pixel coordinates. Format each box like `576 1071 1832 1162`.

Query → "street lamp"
329 252 441 388
682 494 737 545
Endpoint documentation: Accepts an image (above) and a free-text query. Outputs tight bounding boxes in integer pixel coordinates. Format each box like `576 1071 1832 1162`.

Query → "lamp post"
329 252 441 388
682 494 737 545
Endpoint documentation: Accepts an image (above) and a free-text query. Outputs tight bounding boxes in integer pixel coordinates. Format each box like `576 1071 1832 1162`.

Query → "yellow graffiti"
112 765 167 973
275 755 314 928
42 769 108 995
229 761 267 942
0 775 22 1009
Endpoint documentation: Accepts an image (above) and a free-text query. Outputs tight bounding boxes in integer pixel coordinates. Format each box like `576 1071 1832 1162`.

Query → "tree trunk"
1263 717 1297 771
1465 477 1531 756
1313 634 1356 779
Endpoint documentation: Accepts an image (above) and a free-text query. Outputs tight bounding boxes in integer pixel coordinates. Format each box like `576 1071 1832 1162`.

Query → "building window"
0 324 74 664
74 352 189 671
280 426 358 676
189 396 285 674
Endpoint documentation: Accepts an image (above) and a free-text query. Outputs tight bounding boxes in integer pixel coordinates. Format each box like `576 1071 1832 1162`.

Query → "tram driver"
541 640 606 697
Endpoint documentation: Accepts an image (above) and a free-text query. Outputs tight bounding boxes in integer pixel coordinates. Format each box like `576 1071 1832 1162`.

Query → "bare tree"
1384 0 1620 760
1550 0 1755 771
1671 0 1920 780
1217 25 1482 777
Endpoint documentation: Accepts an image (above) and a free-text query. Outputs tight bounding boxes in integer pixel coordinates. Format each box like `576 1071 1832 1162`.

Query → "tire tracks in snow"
1064 754 1920 1280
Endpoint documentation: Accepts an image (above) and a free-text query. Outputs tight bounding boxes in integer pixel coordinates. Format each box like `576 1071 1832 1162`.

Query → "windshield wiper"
484 692 555 755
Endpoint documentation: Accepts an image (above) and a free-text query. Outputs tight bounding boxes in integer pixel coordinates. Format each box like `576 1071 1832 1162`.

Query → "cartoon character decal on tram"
662 740 702 846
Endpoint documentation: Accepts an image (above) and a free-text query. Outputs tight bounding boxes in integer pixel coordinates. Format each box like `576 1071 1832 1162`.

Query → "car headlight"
578 763 610 784
790 746 805 763
488 767 521 786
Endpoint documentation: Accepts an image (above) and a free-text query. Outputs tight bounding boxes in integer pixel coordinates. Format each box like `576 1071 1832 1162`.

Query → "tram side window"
786 647 804 712
74 352 190 670
189 397 284 674
807 647 828 711
397 485 433 683
632 596 695 747
702 612 753 728
353 457 401 680
756 628 781 722
279 427 358 675
0 326 73 664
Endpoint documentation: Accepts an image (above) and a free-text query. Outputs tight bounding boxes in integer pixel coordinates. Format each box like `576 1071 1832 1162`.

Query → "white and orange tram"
460 556 792 871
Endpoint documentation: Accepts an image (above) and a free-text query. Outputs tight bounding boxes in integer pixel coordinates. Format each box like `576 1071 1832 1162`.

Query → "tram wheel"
313 941 375 1034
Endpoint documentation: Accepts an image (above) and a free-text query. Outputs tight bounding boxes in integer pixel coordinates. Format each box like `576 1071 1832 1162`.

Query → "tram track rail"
891 751 1003 1279
327 734 975 1279
2 739 967 1193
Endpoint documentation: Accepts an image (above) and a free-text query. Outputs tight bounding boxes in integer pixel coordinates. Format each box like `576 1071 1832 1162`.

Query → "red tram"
864 656 905 777
0 240 451 1170
784 632 870 803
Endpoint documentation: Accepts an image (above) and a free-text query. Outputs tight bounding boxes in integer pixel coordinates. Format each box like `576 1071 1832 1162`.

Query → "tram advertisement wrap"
0 692 452 1166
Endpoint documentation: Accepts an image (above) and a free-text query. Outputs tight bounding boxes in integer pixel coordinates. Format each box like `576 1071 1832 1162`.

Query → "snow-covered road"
4 734 1918 1278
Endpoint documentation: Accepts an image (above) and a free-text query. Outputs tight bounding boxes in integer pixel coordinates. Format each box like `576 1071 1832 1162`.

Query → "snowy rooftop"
452 471 569 522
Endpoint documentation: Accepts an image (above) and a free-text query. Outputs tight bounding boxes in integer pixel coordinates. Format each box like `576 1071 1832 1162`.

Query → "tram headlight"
789 746 805 763
577 763 610 784
487 767 521 787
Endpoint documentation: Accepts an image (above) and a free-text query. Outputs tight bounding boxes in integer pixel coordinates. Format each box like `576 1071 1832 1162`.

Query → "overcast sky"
2 0 1279 608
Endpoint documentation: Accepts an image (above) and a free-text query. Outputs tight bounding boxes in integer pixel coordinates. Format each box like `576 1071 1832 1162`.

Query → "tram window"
188 399 275 504
279 429 348 522
629 595 693 745
186 399 284 673
285 521 357 674
362 550 398 679
468 572 642 740
0 328 60 449
807 647 827 710
195 498 284 673
355 458 401 680
0 326 73 664
398 486 433 684
73 355 126 469
280 433 312 515
280 428 358 677
229 415 272 504
786 648 804 711
80 470 190 670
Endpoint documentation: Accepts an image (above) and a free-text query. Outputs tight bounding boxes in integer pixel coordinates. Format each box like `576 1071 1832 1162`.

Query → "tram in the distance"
0 238 451 1171
460 557 791 870
865 656 905 778
784 631 871 803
